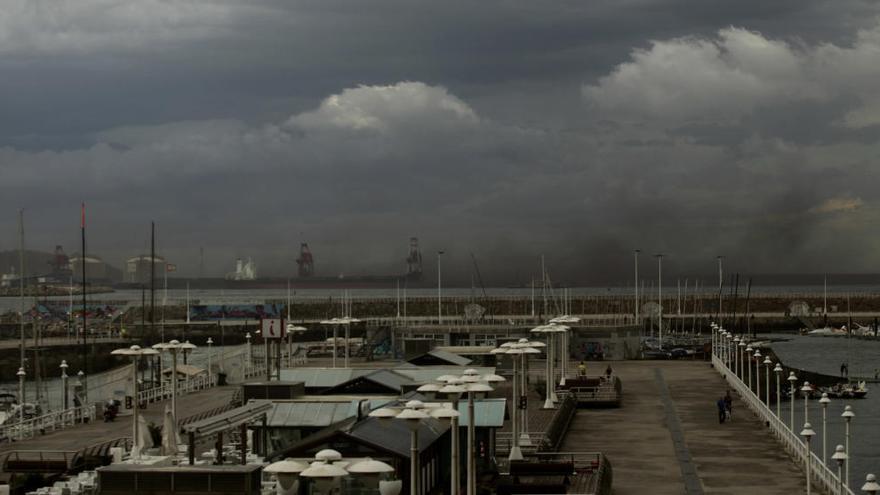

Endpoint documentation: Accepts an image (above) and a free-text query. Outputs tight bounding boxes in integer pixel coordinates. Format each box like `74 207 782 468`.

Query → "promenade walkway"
0 385 237 459
560 360 812 494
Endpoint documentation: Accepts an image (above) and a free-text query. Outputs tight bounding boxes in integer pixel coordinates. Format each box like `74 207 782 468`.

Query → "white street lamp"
206 338 213 381
738 339 747 381
286 324 307 368
788 372 798 431
16 367 25 423
430 405 462 495
264 457 309 495
753 349 761 400
111 344 159 458
733 336 740 376
843 405 855 488
745 345 753 390
549 316 579 386
774 363 783 418
319 318 342 368
801 422 816 495
459 370 503 495
862 474 880 495
245 332 252 367
763 356 771 407
152 339 194 422
77 370 87 405
516 338 544 445
832 444 847 495
371 400 457 495
438 381 466 495
60 360 69 410
819 393 830 466
502 346 525 460
801 381 812 426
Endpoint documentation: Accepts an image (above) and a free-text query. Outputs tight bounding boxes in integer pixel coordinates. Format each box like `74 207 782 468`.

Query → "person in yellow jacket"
578 361 587 376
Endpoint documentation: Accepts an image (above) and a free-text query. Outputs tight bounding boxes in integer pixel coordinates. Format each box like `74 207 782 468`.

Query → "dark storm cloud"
2 0 880 284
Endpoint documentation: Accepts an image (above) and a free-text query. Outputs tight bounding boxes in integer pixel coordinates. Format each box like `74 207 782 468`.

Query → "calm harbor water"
4 283 880 313
767 333 880 483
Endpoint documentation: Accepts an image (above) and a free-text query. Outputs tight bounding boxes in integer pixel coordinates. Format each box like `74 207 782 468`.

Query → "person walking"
578 361 587 377
723 391 733 422
717 397 727 424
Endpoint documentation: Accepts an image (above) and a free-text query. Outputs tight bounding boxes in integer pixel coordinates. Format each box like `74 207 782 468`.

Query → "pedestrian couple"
717 391 733 424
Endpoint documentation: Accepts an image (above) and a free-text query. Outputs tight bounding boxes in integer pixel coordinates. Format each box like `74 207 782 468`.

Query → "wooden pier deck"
0 385 238 462
560 360 815 494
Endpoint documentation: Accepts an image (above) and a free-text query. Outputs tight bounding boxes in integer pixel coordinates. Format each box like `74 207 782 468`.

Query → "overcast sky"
2 0 880 284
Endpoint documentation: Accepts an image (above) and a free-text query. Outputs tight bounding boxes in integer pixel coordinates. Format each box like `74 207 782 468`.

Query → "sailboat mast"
18 210 25 401
80 205 87 374
151 222 156 342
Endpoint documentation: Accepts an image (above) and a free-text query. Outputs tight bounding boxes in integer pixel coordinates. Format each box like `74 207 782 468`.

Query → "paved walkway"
560 360 814 495
0 386 237 458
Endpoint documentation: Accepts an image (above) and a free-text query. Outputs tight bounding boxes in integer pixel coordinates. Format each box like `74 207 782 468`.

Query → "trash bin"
218 372 227 386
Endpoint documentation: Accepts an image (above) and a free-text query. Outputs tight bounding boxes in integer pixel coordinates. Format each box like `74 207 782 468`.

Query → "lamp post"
863 474 880 495
152 340 189 422
801 422 816 495
843 405 855 488
437 251 444 325
206 338 213 382
819 393 830 466
788 372 798 431
16 367 25 423
746 345 753 390
430 405 462 495
753 349 761 400
319 318 341 368
285 324 307 368
438 380 466 495
371 400 457 495
733 336 740 376
774 363 783 418
763 357 771 407
77 370 87 405
832 444 847 495
111 345 159 459
725 331 731 368
496 345 526 460
459 370 503 495
801 381 812 426
245 332 252 368
738 339 747 381
370 401 428 495
517 338 544 445
60 360 69 410
548 317 578 387
264 457 309 495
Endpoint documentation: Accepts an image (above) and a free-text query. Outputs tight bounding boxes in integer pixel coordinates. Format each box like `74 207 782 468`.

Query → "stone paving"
560 360 817 494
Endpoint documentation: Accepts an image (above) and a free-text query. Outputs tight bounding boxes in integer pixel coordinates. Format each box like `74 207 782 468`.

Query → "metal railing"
561 385 620 403
136 374 218 404
496 432 548 456
711 354 854 495
0 404 97 442
495 451 610 495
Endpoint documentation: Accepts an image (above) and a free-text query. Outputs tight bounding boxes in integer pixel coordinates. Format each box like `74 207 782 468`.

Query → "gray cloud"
3 1 880 284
